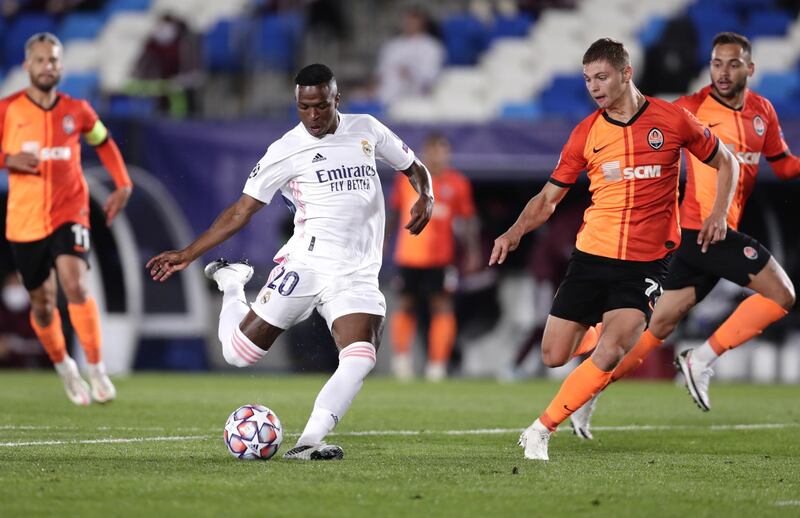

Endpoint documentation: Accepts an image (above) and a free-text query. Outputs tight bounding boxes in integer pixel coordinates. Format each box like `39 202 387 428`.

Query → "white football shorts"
250 259 386 330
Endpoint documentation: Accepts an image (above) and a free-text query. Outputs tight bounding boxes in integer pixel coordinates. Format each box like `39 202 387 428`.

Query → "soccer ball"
223 404 283 460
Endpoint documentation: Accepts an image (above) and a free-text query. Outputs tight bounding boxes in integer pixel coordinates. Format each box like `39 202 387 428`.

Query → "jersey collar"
602 99 650 127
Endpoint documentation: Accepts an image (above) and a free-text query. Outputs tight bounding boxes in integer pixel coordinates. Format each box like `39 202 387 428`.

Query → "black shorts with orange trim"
662 228 771 303
9 222 91 290
393 266 449 299
550 250 669 326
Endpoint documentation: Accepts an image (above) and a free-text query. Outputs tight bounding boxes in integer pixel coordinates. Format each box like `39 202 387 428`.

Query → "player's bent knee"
541 349 570 368
222 327 267 367
777 283 796 310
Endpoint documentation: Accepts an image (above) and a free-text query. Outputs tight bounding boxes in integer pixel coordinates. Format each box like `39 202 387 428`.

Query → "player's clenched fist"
489 227 523 266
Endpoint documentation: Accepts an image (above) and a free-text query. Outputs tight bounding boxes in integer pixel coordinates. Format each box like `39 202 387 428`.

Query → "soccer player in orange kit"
387 133 480 381
568 32 799 437
0 33 133 405
490 38 740 460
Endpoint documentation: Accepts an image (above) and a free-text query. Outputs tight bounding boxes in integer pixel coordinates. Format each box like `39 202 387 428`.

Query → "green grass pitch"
1 372 798 517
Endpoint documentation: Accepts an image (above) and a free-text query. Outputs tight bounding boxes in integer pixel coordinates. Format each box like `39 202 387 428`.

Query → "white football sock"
296 341 377 446
218 286 265 367
693 341 720 366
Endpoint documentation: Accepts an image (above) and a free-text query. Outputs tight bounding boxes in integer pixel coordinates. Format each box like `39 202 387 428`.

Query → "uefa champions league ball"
223 404 283 460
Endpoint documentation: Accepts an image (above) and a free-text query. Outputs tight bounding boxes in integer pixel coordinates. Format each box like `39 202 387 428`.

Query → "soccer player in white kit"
147 64 434 460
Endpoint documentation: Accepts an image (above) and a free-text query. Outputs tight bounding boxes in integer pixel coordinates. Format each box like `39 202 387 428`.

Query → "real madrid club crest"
361 139 373 157
752 115 765 137
647 128 664 150
62 115 75 135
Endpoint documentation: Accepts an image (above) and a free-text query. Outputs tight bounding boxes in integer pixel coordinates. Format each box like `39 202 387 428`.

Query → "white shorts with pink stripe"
250 258 386 330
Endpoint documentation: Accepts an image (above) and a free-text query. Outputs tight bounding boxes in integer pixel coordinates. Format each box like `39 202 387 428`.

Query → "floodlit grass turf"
0 372 798 517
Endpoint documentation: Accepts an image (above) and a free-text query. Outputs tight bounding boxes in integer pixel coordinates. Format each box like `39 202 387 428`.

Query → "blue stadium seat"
537 74 593 118
441 13 489 66
103 0 152 16
2 14 57 71
687 6 741 64
60 72 100 103
57 12 107 42
638 16 668 49
204 19 243 72
742 10 793 39
755 72 800 101
343 98 385 118
489 13 533 42
499 100 541 120
252 13 304 71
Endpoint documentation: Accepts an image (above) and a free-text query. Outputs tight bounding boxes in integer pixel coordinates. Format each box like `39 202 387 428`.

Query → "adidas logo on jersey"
312 153 326 163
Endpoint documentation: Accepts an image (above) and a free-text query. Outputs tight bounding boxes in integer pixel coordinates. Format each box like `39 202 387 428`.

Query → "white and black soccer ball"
223 404 283 460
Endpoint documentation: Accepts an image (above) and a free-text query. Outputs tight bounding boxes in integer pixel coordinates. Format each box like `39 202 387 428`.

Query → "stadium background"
1 0 799 384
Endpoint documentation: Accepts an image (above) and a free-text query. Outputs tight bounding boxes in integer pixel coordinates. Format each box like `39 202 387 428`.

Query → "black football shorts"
662 228 771 303
9 222 91 290
550 250 670 326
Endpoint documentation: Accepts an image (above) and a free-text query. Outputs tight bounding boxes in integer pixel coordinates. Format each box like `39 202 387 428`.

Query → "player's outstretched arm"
489 182 568 266
147 194 265 282
697 144 739 253
769 153 800 180
401 159 434 235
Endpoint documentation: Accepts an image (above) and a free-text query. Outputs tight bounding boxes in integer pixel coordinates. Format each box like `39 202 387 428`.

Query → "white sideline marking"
1 422 798 447
775 501 800 506
0 435 209 447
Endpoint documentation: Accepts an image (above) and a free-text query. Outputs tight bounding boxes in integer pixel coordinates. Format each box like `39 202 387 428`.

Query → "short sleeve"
79 100 100 132
242 151 296 204
370 117 415 171
678 106 719 164
763 100 790 162
550 125 588 187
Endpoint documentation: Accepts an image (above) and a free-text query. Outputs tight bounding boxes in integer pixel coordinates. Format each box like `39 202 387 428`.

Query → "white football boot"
518 418 551 461
283 442 344 460
392 352 414 381
204 258 254 291
54 357 91 406
675 349 713 411
569 393 599 440
88 362 116 403
425 361 447 382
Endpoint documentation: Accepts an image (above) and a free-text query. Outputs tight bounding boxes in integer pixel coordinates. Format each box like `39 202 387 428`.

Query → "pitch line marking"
0 435 209 447
1 422 798 447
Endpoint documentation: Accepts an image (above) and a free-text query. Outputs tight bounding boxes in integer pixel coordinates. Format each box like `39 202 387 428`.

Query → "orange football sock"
611 329 664 381
30 310 67 364
708 294 788 355
572 323 603 358
68 298 102 364
540 357 613 431
428 312 457 363
390 311 416 355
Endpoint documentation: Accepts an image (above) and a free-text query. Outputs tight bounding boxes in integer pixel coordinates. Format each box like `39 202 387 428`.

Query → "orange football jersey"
676 86 790 231
551 96 719 261
391 169 476 268
0 91 99 242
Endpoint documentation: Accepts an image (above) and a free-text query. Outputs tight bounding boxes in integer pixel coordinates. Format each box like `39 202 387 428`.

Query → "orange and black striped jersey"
0 91 103 242
676 86 791 231
550 96 719 261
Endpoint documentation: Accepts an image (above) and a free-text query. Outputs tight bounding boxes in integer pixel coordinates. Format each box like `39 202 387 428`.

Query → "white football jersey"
244 113 416 277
